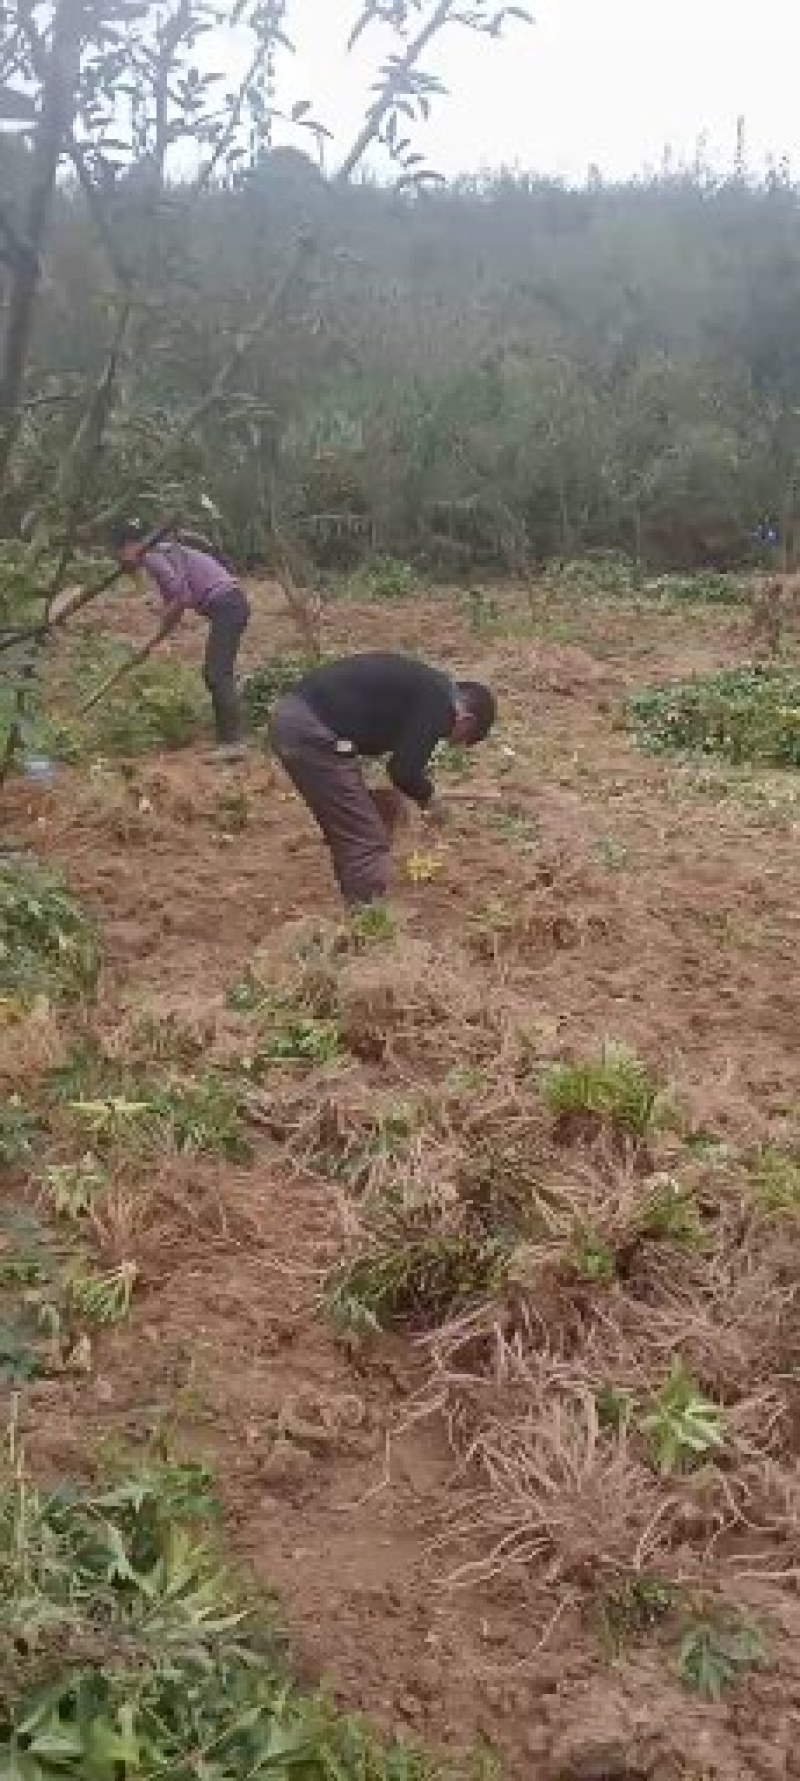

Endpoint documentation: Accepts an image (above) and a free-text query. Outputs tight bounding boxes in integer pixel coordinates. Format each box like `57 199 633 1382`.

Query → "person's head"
451 679 497 746
109 519 149 570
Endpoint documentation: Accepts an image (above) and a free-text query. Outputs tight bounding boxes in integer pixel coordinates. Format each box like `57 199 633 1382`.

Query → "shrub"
79 653 206 755
543 552 638 598
343 556 422 601
628 666 800 768
241 655 319 728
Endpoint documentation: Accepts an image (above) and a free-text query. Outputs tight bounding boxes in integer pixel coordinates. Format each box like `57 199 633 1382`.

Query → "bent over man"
270 651 496 907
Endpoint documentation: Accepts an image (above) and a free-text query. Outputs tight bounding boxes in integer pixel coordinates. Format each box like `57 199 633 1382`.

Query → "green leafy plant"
628 666 800 768
543 552 638 599
678 1611 767 1699
39 1156 107 1220
0 1445 465 1779
241 656 320 728
543 1043 665 1138
641 1361 726 1475
0 861 99 1004
67 1094 164 1154
214 786 250 833
647 570 748 606
640 1177 705 1245
345 556 421 601
254 1013 342 1068
60 1058 249 1162
69 1260 138 1325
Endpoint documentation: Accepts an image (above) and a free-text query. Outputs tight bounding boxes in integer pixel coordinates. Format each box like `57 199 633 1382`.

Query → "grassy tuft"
325 1230 509 1334
543 1043 664 1139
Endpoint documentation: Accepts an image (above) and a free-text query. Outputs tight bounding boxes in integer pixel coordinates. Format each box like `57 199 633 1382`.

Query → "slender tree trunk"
0 0 86 485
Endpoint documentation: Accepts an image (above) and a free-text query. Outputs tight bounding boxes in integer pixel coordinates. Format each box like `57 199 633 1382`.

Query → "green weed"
52 1045 249 1159
163 1075 250 1161
487 807 539 850
641 1361 726 1475
69 1259 138 1325
0 861 99 1004
325 1231 508 1334
347 902 397 944
0 1097 40 1168
254 1013 341 1068
595 1384 635 1433
226 970 266 1013
543 1043 664 1139
750 1145 800 1214
569 1224 616 1283
39 1157 108 1221
62 640 206 756
345 556 421 601
597 1573 677 1652
214 786 250 833
242 654 319 728
678 1611 766 1699
646 570 748 606
640 1177 705 1246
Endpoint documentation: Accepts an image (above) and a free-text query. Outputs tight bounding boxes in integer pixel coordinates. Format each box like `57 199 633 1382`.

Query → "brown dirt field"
3 579 800 1780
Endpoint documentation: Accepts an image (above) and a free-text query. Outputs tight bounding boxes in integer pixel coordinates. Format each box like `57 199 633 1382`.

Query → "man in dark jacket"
270 652 496 907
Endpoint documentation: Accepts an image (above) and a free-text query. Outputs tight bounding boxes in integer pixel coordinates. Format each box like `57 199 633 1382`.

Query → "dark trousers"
270 693 391 907
203 588 250 743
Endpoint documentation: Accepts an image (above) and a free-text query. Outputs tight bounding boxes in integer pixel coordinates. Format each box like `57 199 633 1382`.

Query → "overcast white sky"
269 0 799 186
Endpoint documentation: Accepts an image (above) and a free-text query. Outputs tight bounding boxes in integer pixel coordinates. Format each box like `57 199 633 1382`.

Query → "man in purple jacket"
110 523 250 755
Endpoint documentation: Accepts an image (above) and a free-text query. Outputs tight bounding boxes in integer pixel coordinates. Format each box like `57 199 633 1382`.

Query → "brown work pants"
270 693 391 906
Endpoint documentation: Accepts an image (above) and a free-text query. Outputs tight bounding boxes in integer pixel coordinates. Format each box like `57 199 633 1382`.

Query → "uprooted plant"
0 1426 475 1778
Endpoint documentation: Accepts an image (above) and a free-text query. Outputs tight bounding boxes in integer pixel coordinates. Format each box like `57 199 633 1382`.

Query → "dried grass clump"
0 999 67 1085
432 1379 674 1591
336 936 498 1068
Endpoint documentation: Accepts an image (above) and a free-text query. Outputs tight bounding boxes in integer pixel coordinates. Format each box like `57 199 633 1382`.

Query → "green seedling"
678 1612 766 1699
641 1361 726 1475
40 1156 107 1220
640 1177 704 1246
69 1260 138 1325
